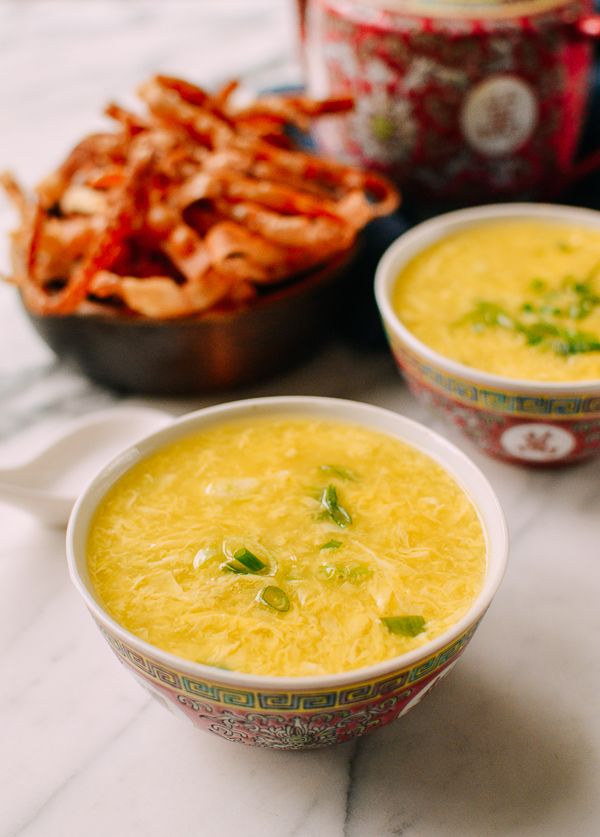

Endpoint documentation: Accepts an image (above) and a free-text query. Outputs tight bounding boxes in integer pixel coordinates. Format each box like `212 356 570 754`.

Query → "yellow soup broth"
393 220 600 382
88 417 486 677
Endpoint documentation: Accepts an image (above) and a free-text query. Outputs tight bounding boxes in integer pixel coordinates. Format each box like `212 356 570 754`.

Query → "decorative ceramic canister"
303 0 600 206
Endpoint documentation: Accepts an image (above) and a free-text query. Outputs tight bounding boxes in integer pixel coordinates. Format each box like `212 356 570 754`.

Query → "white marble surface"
1 2 600 835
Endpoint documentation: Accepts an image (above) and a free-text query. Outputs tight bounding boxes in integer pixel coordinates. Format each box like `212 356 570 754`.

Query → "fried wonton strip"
152 219 212 283
33 216 101 283
218 199 354 252
213 79 239 109
232 94 354 132
89 268 232 318
204 221 290 283
60 184 108 216
104 102 148 135
23 145 153 314
85 167 127 190
138 78 233 147
156 75 239 127
36 133 128 208
0 171 31 221
155 75 211 109
1 173 36 284
26 204 46 282
232 134 364 190
173 171 347 222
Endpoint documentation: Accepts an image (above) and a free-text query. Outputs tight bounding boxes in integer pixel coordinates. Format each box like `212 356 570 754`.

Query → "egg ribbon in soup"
393 220 600 382
88 417 486 677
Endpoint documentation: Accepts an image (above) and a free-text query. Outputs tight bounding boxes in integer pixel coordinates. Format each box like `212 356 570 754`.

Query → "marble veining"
1 2 600 836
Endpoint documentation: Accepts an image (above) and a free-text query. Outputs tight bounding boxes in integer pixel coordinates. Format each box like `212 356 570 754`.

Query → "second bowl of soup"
375 204 600 465
67 396 507 749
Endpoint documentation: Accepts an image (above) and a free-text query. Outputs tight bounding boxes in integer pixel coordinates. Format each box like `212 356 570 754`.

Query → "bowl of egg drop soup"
67 396 507 749
376 204 600 465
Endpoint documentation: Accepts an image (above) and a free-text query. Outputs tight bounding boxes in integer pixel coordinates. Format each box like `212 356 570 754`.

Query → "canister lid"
340 0 575 20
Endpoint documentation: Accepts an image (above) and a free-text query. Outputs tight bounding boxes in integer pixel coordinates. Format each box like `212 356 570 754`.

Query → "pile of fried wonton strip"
1 75 399 319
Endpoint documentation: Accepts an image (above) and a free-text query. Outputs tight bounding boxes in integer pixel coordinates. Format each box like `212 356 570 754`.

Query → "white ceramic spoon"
0 405 173 526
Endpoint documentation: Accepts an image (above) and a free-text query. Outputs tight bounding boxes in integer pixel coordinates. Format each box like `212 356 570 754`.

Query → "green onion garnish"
456 301 517 332
320 484 352 528
381 615 426 637
320 539 342 550
318 563 337 580
233 548 266 572
318 562 371 583
257 585 290 612
456 293 600 356
347 565 372 583
222 547 266 574
319 464 358 481
222 562 248 574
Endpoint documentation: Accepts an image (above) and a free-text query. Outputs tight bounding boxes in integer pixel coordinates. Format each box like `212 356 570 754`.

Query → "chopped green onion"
320 484 352 528
222 547 267 574
455 301 517 332
320 539 342 550
233 548 266 572
257 585 290 612
318 563 337 580
319 464 358 481
347 565 372 584
551 329 600 355
457 295 600 356
222 561 249 574
381 615 426 637
538 304 561 316
318 562 371 584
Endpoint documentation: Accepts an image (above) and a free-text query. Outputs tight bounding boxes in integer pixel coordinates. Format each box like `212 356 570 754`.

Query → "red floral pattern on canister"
304 0 595 203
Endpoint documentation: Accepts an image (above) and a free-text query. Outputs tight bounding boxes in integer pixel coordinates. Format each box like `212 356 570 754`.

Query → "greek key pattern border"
392 343 600 418
97 622 477 712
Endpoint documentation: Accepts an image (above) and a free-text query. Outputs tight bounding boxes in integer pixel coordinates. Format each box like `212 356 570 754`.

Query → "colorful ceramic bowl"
67 396 507 750
375 203 600 465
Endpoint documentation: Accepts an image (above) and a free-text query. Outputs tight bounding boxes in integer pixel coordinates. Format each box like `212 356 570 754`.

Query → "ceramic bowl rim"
67 395 508 692
374 202 600 395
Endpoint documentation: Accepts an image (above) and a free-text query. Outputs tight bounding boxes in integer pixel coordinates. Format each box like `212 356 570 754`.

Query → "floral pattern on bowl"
98 619 478 749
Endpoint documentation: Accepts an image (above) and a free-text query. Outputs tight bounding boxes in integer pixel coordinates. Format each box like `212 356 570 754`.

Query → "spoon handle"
0 405 172 528
0 481 73 527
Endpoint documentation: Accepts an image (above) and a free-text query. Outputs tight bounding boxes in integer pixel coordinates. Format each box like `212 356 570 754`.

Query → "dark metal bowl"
25 249 355 395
